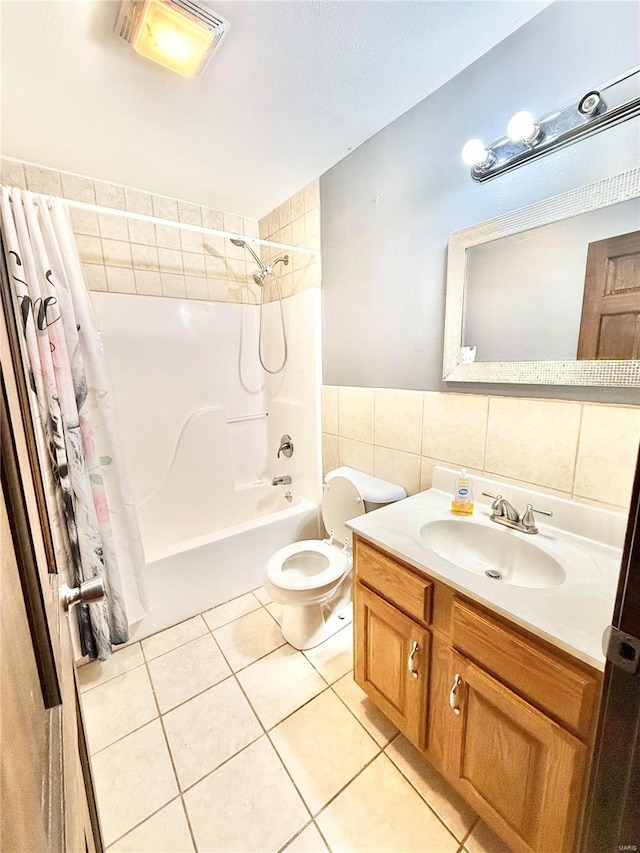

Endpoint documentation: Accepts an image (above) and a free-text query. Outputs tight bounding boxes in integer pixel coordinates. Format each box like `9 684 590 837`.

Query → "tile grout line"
91 591 472 851
78 656 147 696
140 643 200 853
382 741 476 848
571 403 586 499
102 794 184 851
206 627 324 848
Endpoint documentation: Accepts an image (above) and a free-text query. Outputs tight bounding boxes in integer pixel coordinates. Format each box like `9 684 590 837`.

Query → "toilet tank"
325 466 407 513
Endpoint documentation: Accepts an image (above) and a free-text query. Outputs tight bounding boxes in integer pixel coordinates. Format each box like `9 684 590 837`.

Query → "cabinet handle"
449 673 462 715
407 641 419 679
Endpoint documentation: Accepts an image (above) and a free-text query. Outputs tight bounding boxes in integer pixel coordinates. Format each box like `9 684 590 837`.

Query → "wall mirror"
443 167 640 386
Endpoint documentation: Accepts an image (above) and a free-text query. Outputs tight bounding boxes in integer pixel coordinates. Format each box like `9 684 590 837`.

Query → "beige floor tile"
270 689 378 814
316 754 458 852
142 616 208 661
78 643 143 692
107 798 194 852
184 736 308 852
303 626 353 683
333 673 398 747
465 821 515 853
266 600 284 624
283 823 328 852
253 585 273 605
386 735 476 842
92 720 178 846
147 634 231 713
163 677 262 789
82 666 157 754
202 592 262 631
213 607 285 671
237 645 327 729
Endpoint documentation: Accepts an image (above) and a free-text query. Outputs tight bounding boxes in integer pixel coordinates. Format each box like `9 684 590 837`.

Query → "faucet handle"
521 503 553 533
277 434 294 458
482 492 503 512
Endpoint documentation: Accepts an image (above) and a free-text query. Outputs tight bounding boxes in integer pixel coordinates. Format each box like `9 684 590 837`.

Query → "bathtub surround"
93 289 322 640
322 386 640 513
320 1 640 405
1 153 325 641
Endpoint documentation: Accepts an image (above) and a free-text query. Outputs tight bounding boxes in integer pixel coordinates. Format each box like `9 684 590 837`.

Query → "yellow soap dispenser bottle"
451 468 474 515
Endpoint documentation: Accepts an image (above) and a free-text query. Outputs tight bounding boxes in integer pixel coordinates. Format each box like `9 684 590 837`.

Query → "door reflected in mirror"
462 198 640 363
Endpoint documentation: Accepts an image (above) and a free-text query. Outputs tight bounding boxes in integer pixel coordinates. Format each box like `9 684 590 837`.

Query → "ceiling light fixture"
116 0 229 78
461 65 640 182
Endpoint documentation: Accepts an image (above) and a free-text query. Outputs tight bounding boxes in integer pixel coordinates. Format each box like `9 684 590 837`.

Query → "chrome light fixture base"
468 66 640 182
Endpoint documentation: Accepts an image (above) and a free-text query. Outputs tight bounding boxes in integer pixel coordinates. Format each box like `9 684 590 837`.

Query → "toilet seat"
266 539 350 592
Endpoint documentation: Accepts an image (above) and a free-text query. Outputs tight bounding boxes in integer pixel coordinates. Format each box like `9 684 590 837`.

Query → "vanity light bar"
462 66 640 182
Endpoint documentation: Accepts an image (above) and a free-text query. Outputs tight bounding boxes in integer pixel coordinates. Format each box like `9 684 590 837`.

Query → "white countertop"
347 468 625 670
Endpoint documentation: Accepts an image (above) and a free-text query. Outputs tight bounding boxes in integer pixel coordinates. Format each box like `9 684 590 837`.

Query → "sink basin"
420 518 566 589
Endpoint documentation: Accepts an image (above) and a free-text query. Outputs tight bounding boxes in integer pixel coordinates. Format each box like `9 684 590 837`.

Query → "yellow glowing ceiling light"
117 0 229 78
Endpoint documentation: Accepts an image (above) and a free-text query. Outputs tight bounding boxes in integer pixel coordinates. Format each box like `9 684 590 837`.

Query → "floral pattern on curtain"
0 188 147 660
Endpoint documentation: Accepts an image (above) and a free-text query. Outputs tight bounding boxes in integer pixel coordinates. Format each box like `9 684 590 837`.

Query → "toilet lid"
321 476 363 548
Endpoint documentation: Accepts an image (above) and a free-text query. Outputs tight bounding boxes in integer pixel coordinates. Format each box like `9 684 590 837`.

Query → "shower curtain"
0 188 147 660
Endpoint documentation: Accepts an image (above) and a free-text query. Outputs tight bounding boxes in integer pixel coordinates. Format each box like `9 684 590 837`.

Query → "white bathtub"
129 496 320 641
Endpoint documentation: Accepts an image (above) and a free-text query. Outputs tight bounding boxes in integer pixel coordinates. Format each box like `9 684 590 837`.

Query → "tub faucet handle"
277 435 294 458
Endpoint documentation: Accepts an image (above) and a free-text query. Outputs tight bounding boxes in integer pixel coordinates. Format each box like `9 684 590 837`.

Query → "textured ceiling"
0 1 551 217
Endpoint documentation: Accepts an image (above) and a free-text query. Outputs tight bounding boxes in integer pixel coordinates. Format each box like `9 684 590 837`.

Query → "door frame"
581 442 640 851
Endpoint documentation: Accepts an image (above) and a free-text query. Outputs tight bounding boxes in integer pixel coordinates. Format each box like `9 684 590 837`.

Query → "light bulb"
507 110 538 143
461 139 490 167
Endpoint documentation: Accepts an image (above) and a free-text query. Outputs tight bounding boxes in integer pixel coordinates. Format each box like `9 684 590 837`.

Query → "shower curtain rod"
3 185 318 257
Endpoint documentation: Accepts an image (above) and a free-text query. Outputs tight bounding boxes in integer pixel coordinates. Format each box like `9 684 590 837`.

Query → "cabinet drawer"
355 539 432 625
451 599 600 739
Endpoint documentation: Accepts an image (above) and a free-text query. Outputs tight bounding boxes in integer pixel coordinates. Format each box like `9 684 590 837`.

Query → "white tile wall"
0 156 258 303
259 179 321 302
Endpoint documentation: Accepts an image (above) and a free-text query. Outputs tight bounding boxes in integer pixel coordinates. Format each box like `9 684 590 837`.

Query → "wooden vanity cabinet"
354 584 430 745
353 535 601 853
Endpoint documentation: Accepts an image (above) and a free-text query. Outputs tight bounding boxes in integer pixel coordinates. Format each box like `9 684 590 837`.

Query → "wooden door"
1 257 100 850
448 651 587 853
577 229 640 359
354 582 430 745
582 443 640 852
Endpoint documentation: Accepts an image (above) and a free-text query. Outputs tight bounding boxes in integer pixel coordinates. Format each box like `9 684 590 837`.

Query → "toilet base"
281 601 353 651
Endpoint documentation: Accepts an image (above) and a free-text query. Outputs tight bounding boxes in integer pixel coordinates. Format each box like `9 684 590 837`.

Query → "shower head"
252 270 266 287
229 236 263 269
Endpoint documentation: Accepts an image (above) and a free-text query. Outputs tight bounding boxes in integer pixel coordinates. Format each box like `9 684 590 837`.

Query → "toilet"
264 466 407 650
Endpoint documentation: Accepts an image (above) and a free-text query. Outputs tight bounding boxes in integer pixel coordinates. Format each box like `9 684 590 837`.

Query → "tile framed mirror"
443 167 640 386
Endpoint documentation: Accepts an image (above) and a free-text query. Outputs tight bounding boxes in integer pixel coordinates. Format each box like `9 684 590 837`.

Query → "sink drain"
485 569 502 580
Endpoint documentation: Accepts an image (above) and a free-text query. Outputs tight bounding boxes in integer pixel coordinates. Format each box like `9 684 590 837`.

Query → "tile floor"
78 589 513 853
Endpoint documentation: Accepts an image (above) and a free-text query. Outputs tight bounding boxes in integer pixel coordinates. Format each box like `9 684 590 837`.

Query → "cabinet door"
448 652 587 853
354 582 429 745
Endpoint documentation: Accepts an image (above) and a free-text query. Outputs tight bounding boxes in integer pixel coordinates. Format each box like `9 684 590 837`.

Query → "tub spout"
272 475 292 486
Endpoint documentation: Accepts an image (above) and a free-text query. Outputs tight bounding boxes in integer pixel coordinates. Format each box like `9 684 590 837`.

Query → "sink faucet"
272 475 292 486
482 492 552 535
